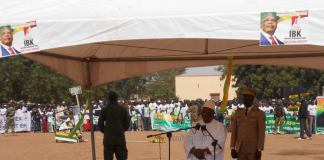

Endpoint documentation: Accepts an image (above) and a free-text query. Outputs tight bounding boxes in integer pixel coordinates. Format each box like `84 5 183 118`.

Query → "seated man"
59 118 73 133
183 101 226 160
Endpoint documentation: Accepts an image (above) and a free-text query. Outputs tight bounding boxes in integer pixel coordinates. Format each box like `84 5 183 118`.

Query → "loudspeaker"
95 110 101 116
70 105 80 115
281 86 291 100
293 86 303 99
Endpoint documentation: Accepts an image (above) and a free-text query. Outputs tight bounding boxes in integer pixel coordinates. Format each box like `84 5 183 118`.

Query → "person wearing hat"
230 87 265 160
183 101 226 160
186 101 202 124
273 99 287 135
99 92 130 160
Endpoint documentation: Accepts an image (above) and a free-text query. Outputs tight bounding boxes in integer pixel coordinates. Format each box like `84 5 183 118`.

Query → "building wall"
175 75 237 101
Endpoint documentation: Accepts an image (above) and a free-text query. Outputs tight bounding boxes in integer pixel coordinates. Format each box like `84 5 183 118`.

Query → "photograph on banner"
152 113 191 132
260 10 308 46
0 113 31 134
0 21 40 57
316 97 324 134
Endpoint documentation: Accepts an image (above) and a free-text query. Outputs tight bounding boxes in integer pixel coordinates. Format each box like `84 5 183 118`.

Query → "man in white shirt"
259 103 265 112
180 105 188 117
158 102 165 113
136 103 143 131
166 104 173 114
308 101 317 134
268 103 274 114
0 105 7 116
143 103 151 131
183 101 226 160
46 109 54 133
149 101 157 130
170 101 175 109
238 101 245 109
231 102 238 111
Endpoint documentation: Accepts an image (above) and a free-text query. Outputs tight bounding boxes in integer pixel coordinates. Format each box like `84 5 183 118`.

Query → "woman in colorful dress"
41 113 48 132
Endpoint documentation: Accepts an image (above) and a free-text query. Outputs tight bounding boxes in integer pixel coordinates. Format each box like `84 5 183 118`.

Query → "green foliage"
0 56 187 103
143 69 187 100
0 56 108 103
216 65 324 100
107 76 146 101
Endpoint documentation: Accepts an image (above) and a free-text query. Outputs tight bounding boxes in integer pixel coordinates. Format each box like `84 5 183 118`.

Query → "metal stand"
201 126 222 160
167 132 172 160
147 126 197 160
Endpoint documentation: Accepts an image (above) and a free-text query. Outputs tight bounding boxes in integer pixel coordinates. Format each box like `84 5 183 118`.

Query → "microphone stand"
201 126 222 160
147 126 198 160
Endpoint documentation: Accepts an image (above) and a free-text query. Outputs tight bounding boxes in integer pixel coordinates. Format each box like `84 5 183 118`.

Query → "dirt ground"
0 131 323 160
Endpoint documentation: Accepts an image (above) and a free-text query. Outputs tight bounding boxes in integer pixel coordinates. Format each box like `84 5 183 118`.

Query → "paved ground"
0 131 323 160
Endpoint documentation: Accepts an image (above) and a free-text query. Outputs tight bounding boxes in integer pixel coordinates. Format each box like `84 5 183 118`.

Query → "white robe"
183 119 226 160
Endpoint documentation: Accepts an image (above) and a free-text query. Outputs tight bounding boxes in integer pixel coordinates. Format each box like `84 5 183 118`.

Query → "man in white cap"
183 101 226 160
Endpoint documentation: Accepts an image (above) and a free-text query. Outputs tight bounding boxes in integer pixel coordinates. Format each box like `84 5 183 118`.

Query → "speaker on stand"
293 86 303 100
281 86 291 100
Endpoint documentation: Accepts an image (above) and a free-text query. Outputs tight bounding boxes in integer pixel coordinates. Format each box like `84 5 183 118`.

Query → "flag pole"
87 60 96 160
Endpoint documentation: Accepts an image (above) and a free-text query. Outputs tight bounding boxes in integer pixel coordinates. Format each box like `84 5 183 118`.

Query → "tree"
0 56 110 104
0 56 32 103
143 69 187 100
216 65 324 99
107 76 146 101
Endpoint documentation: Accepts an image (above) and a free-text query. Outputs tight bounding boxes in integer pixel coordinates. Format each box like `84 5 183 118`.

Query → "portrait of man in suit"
0 26 21 57
260 13 284 46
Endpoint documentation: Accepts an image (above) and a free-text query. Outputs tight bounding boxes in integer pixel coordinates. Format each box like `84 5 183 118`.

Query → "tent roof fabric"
2 0 324 86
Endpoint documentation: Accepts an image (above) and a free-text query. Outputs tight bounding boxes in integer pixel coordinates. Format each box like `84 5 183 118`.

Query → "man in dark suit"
297 96 312 140
99 92 130 160
123 101 132 131
0 27 21 57
260 13 284 45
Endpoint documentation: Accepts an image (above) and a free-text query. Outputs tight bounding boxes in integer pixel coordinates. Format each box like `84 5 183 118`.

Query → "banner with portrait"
0 113 31 134
260 11 309 46
0 21 40 58
152 113 191 132
316 97 324 134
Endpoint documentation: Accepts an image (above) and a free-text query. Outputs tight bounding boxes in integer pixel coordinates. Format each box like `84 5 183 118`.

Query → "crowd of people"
115 97 317 135
0 97 317 135
0 101 105 133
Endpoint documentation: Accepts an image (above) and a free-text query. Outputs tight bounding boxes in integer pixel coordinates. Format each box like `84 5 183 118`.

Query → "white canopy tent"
2 0 324 159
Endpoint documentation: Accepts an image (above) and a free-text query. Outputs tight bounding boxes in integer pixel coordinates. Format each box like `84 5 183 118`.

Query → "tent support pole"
87 61 96 160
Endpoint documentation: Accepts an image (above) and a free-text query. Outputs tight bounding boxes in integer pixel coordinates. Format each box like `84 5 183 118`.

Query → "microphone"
201 125 206 131
193 123 201 130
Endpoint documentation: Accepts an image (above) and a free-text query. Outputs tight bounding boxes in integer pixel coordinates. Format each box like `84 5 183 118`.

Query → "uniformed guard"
230 87 265 160
273 99 287 135
186 102 202 124
5 106 15 136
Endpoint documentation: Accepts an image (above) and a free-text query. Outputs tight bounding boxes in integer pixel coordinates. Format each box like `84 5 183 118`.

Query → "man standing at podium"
183 101 226 160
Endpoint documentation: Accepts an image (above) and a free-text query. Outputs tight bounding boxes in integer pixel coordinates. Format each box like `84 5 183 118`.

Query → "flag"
220 56 233 113
68 90 93 138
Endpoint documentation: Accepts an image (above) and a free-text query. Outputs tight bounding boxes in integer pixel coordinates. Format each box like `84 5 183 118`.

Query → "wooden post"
76 94 80 107
87 61 96 160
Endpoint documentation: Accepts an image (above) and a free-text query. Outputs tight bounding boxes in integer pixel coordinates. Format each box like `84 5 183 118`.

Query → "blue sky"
182 65 222 75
